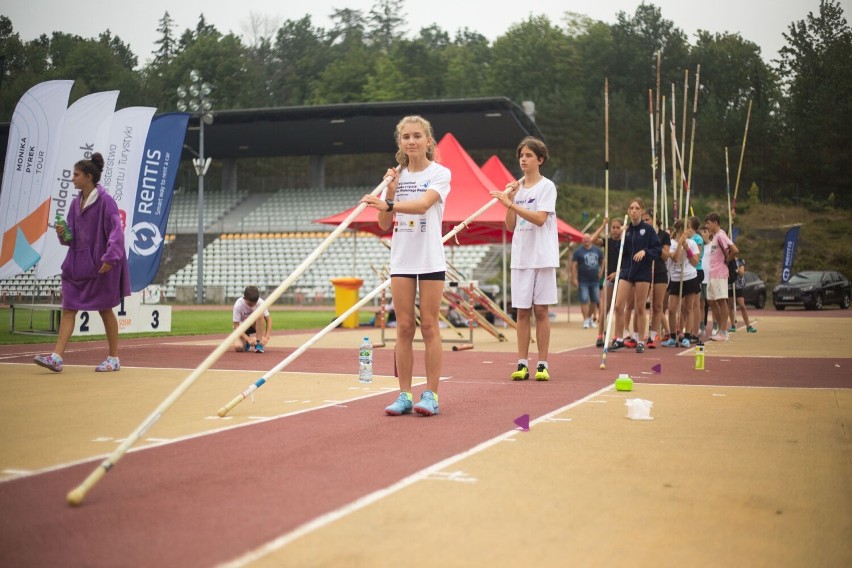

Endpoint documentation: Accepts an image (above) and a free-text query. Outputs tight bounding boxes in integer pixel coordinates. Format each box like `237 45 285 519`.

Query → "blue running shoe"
244 341 252 352
680 337 691 348
385 392 413 416
413 390 439 416
255 343 264 353
661 337 677 347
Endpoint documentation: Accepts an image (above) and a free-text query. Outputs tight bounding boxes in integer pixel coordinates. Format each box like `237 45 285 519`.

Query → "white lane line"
2 469 33 476
219 384 614 568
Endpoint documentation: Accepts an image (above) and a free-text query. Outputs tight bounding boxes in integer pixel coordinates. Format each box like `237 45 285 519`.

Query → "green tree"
270 16 330 105
777 0 852 204
151 11 178 67
443 30 491 98
688 31 779 199
311 9 375 104
367 0 407 51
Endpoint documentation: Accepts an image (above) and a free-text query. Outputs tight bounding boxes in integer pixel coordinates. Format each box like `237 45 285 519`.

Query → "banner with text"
128 112 189 291
101 106 156 256
36 90 120 278
0 80 73 277
781 226 800 283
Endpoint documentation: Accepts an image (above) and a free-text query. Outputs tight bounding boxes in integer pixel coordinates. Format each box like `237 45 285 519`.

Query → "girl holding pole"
610 198 662 353
361 116 450 416
662 219 700 347
643 208 671 348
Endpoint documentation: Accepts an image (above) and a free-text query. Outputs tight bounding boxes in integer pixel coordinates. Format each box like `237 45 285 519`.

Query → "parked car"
772 270 851 310
740 271 767 309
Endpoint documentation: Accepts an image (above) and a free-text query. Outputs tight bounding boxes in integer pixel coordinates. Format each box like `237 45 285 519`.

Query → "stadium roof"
181 97 542 159
0 97 542 167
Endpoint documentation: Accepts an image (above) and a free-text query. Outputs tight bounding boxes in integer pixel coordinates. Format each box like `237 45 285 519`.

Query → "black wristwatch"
385 199 394 212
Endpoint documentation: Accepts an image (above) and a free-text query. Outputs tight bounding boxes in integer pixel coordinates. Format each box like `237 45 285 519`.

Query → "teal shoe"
413 390 439 416
385 392 413 416
747 326 757 333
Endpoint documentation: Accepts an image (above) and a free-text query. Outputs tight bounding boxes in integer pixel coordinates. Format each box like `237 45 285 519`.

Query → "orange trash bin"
330 277 364 329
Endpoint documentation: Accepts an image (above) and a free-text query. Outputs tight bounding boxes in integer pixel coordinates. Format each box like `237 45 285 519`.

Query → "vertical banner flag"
35 90 120 279
781 226 799 283
128 112 189 292
100 106 156 255
0 80 73 277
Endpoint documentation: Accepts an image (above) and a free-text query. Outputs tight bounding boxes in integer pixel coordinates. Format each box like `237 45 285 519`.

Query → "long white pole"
599 215 629 370
216 182 524 418
66 168 400 507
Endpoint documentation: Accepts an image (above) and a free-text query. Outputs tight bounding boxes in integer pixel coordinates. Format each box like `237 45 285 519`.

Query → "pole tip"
67 488 85 507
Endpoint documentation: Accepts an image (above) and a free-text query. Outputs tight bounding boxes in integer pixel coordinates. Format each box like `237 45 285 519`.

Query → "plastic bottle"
358 337 373 383
694 344 705 371
55 213 72 243
615 373 633 391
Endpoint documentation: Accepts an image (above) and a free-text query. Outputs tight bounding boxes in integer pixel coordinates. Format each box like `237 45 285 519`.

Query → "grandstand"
237 186 369 233
161 231 493 303
166 188 249 234
2 187 498 306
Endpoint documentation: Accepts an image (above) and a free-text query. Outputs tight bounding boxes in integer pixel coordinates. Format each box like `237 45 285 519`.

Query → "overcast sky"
5 0 850 67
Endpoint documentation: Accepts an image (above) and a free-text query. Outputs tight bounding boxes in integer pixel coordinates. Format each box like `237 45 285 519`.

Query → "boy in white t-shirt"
232 285 272 353
491 137 559 381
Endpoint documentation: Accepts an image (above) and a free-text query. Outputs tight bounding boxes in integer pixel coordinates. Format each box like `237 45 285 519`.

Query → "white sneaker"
582 318 590 329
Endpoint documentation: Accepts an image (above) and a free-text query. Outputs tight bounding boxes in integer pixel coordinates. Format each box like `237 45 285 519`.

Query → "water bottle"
694 344 705 371
358 337 373 383
55 213 72 243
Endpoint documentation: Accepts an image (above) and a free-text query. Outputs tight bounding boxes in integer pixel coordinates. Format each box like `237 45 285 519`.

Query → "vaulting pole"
66 167 400 507
732 99 753 218
216 180 525 418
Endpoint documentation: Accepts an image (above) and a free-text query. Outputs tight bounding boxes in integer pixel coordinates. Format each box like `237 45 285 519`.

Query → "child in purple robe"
34 152 131 373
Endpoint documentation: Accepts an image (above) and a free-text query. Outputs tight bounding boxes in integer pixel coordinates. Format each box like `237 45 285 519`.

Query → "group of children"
33 114 753 420
585 208 755 353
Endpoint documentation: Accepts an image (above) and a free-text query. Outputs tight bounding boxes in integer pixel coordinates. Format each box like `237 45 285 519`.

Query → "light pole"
177 70 213 304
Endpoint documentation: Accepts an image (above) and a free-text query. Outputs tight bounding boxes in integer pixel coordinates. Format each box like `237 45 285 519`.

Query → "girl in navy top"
611 197 662 353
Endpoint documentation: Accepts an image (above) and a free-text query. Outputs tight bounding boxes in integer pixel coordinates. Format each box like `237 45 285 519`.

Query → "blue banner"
128 113 189 291
781 226 800 283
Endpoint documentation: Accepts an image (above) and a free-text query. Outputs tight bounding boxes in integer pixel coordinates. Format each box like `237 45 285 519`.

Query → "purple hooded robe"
60 184 131 310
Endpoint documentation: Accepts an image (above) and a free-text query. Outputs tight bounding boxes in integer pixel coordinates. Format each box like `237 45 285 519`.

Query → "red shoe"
646 337 656 349
624 338 638 349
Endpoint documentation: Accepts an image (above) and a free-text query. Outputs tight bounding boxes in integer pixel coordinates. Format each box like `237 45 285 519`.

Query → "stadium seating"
4 187 495 305
161 232 492 302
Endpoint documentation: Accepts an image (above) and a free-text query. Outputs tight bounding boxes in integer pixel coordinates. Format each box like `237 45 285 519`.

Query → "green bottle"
56 213 72 242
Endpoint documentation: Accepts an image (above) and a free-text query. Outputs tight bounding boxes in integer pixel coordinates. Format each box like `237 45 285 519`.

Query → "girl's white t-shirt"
389 161 451 274
667 238 700 282
510 177 559 269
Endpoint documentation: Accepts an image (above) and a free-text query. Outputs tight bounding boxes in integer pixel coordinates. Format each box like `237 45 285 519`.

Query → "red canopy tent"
480 155 583 243
315 133 510 245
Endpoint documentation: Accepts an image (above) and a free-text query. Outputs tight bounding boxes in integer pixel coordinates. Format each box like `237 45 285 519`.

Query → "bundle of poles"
66 169 522 507
599 50 752 362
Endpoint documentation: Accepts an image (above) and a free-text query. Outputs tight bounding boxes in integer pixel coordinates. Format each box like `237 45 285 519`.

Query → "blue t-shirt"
691 234 705 271
572 245 604 283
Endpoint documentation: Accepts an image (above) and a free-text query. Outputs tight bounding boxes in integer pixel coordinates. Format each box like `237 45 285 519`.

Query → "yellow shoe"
535 364 550 381
511 364 529 381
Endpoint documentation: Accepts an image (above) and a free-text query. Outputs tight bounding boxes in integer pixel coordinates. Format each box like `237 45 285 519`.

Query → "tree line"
0 0 849 207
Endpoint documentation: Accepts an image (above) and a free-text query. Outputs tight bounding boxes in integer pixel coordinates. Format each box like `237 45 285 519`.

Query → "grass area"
0 307 375 346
